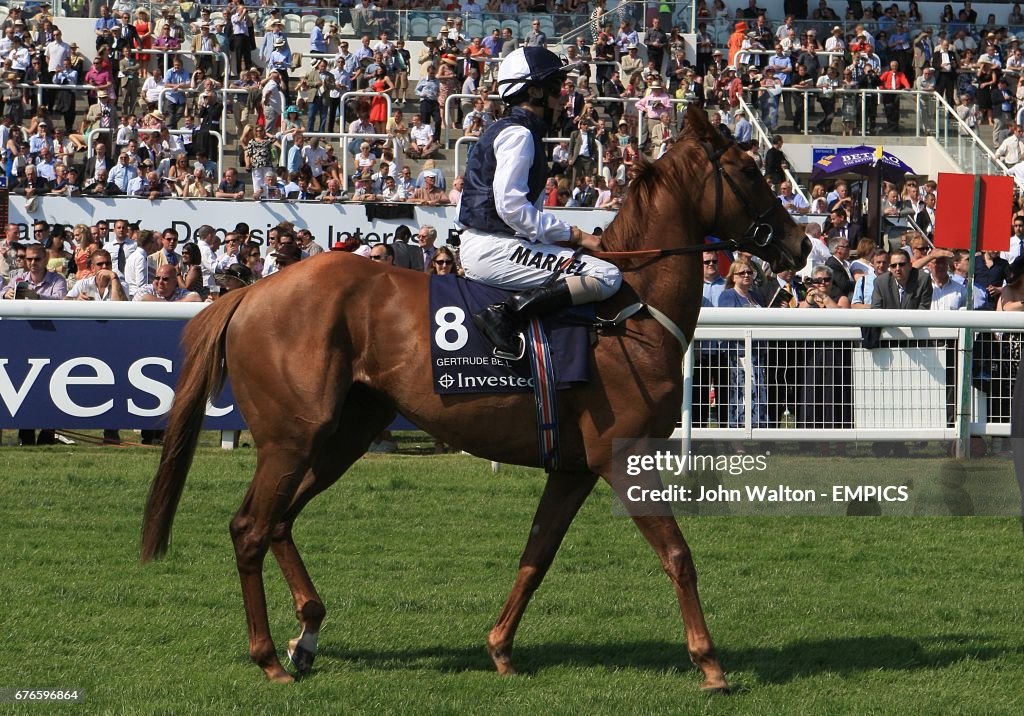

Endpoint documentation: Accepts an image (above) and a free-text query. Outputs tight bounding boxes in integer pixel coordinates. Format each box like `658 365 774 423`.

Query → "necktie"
120 171 128 194
117 243 126 274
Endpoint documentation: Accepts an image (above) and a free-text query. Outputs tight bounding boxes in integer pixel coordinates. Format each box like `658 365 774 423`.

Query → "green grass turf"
2 435 1024 714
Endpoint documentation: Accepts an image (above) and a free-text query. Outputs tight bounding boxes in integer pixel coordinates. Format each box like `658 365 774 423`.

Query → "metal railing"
452 135 604 188
736 93 808 204
680 308 1024 458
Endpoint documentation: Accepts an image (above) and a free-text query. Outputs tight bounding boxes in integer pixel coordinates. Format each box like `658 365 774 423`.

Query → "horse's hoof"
264 665 295 684
487 645 517 675
700 682 731 695
288 637 316 676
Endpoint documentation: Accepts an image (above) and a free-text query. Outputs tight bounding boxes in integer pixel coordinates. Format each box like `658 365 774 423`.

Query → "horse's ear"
682 105 712 140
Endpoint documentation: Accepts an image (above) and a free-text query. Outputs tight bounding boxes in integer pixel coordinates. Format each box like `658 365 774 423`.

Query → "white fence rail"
680 309 1024 452
1 304 1020 450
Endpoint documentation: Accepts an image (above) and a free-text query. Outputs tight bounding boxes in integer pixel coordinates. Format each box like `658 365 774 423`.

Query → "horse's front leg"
488 471 598 674
609 471 729 692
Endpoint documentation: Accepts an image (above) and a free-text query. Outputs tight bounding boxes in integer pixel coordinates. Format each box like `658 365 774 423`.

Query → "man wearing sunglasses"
133 264 202 302
1 242 68 446
1 242 67 300
64 249 127 301
870 249 933 309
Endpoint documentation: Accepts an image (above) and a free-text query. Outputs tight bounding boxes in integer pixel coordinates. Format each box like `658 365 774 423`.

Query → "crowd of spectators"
7 2 1024 205
3 3 1024 448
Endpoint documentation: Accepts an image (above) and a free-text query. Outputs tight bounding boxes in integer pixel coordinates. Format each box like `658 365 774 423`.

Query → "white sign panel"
8 196 618 251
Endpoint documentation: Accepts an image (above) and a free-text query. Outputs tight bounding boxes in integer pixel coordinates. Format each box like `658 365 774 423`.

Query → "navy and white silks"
456 107 621 295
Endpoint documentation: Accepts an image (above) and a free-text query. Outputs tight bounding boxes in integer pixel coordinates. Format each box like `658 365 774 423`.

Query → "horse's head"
680 106 810 272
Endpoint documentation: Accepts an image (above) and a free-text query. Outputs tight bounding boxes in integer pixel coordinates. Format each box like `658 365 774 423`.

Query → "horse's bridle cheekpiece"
703 140 777 252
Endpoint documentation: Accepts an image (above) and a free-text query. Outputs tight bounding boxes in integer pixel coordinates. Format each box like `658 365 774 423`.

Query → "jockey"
457 46 622 359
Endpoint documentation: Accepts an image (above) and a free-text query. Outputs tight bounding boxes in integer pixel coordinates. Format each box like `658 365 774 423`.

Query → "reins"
591 239 741 262
590 139 777 266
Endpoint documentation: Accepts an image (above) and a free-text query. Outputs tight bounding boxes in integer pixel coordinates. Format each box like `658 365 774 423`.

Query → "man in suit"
190 20 221 76
916 192 937 238
391 226 425 271
824 232 856 299
871 249 933 309
560 79 585 135
826 207 861 244
567 119 599 186
600 70 627 126
931 38 959 107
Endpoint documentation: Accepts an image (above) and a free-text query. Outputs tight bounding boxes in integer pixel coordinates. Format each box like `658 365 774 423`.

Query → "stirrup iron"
492 333 526 361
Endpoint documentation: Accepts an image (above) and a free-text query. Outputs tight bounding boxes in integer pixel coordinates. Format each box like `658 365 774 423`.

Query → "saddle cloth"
429 275 590 395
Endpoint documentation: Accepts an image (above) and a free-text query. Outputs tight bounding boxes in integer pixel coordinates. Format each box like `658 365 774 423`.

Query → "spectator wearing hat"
635 79 672 148
271 241 303 271
619 43 643 80
213 264 254 297
411 171 448 205
268 35 293 95
190 20 221 77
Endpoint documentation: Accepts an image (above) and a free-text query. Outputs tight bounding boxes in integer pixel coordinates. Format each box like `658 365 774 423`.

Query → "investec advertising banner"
0 319 241 430
8 196 617 251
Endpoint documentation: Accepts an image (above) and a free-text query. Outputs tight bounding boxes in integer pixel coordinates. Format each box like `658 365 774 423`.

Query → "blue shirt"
309 26 328 53
107 163 138 194
164 67 190 105
702 277 725 307
286 144 304 173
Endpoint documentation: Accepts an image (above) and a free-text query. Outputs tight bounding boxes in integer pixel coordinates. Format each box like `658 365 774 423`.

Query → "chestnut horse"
141 106 809 690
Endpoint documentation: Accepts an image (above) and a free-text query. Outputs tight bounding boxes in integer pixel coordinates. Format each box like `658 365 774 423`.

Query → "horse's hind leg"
270 386 396 676
488 470 598 675
230 446 313 683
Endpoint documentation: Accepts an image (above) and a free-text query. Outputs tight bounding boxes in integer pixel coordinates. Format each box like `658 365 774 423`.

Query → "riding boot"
472 282 575 359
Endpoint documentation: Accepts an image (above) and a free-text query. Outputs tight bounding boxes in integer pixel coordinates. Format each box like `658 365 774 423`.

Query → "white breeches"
459 230 622 299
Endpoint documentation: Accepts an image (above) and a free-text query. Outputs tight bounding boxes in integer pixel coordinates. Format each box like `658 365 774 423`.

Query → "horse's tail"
140 289 248 563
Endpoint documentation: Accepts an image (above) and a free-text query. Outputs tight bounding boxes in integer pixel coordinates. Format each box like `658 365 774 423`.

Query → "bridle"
592 139 784 263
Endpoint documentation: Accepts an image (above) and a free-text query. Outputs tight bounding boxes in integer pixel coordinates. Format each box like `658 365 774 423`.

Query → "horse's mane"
599 139 698 254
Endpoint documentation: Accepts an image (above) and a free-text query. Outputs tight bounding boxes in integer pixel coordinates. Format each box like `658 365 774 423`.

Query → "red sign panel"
934 173 1014 252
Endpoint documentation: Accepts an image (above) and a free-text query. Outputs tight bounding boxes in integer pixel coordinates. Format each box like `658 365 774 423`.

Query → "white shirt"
102 238 137 279
123 245 152 298
45 40 71 72
197 239 217 289
1002 233 1024 263
778 192 809 214
456 123 570 244
798 236 832 278
930 277 967 310
410 122 434 147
